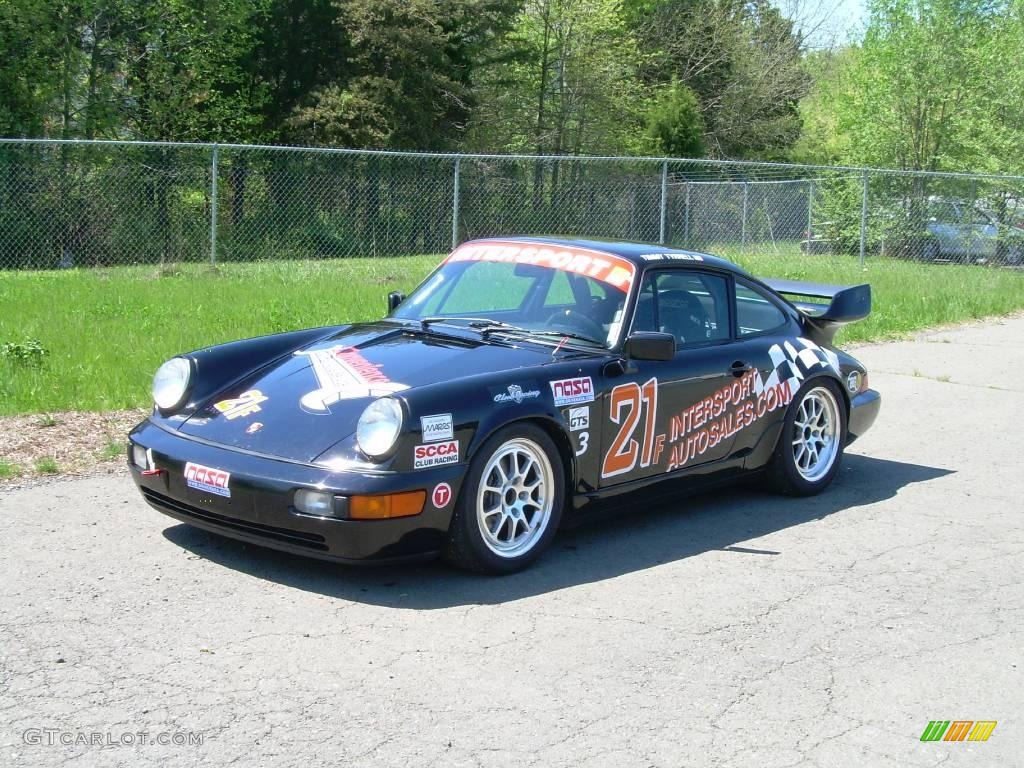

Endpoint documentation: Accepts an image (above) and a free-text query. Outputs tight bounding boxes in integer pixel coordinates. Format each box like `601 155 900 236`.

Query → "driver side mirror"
624 331 675 361
387 291 405 313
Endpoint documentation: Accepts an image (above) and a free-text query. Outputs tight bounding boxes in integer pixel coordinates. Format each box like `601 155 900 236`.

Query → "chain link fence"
2 138 1024 275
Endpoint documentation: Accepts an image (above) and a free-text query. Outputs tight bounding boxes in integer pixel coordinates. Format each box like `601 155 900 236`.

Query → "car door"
729 279 809 458
598 267 740 487
927 199 963 257
968 208 998 259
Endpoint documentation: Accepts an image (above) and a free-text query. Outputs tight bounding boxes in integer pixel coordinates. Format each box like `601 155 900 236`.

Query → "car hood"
177 322 555 462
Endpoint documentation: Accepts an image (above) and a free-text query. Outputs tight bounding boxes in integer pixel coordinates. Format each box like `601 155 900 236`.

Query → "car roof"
476 236 752 277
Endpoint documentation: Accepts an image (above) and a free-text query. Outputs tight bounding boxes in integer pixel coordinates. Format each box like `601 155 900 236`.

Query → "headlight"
152 357 192 411
356 397 403 459
294 489 337 517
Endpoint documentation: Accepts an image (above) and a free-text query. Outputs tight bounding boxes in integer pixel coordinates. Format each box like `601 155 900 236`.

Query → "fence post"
741 181 749 248
806 179 814 242
859 170 868 268
683 181 691 248
210 144 219 265
658 161 668 244
451 157 461 250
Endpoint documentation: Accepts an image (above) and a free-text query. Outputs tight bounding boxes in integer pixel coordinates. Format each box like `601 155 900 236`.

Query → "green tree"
468 0 647 155
122 0 270 142
288 0 519 149
0 0 60 136
644 79 705 157
807 0 1022 173
627 0 810 159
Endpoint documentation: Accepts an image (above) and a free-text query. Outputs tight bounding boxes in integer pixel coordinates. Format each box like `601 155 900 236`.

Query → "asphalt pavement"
2 315 1022 767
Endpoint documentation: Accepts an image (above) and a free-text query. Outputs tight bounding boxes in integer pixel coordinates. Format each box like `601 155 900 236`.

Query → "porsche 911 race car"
129 237 880 573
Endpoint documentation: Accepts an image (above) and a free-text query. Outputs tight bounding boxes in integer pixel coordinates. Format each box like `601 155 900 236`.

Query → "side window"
542 270 576 307
927 200 957 222
735 282 787 336
632 270 730 346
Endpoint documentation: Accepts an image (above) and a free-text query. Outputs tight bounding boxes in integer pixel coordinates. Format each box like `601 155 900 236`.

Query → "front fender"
157 325 348 426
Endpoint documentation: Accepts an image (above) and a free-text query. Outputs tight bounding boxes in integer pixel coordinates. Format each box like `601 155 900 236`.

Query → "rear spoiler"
762 278 871 344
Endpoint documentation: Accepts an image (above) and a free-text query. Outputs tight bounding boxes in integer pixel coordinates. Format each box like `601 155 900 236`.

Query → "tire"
444 423 565 574
919 240 940 262
765 378 847 497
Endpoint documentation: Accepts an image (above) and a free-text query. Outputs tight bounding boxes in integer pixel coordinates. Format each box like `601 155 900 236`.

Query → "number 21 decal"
601 377 662 478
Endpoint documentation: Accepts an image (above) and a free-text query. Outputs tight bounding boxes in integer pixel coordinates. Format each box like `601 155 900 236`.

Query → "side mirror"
387 291 405 313
624 331 675 361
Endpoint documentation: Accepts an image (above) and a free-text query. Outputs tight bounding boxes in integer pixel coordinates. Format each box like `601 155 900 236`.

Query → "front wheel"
444 424 564 574
766 379 846 496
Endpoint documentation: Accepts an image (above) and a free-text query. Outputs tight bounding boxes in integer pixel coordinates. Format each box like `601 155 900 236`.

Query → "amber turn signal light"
348 491 426 520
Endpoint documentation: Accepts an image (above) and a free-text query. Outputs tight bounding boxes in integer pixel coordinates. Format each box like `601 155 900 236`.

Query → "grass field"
1 249 1022 416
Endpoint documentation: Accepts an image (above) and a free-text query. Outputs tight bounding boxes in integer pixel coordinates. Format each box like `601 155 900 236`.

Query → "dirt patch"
0 409 147 485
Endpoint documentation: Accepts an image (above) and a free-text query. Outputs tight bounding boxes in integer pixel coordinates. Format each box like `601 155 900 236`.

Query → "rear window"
736 282 787 336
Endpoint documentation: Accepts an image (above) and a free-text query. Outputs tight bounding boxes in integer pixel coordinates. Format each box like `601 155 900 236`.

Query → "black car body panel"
129 237 881 564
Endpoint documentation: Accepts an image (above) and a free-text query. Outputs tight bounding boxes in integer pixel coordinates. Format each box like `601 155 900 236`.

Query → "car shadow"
161 454 952 608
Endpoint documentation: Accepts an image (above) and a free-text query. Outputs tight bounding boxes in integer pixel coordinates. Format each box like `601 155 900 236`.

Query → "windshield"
391 241 636 348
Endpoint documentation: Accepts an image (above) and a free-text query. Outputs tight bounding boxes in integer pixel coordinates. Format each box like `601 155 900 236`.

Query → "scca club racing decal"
447 240 636 293
296 345 408 414
213 389 267 420
413 440 459 469
600 338 836 478
550 376 594 407
184 462 231 497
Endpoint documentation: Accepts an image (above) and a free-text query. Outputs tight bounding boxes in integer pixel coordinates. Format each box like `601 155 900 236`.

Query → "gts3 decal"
568 406 589 431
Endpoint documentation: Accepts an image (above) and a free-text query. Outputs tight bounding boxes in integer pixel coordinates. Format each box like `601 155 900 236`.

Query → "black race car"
129 237 880 573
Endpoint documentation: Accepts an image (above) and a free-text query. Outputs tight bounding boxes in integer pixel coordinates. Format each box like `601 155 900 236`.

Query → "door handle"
729 360 751 377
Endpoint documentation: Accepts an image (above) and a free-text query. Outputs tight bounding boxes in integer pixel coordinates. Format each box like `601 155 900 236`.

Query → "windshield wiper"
419 316 504 329
491 328 606 347
416 317 604 348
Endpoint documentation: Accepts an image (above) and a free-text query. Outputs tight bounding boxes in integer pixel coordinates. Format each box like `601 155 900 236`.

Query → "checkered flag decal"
757 337 839 395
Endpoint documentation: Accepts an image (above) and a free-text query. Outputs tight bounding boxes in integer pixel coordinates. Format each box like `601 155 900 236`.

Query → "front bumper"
128 420 463 563
847 388 881 444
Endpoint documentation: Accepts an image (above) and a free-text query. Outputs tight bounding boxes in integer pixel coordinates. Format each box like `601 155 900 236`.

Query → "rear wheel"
444 424 564 574
766 379 846 496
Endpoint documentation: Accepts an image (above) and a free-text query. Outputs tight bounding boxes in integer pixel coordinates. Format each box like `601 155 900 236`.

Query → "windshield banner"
447 240 636 293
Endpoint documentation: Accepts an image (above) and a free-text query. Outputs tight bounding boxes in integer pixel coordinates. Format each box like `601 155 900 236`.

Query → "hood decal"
295 345 408 414
213 389 268 420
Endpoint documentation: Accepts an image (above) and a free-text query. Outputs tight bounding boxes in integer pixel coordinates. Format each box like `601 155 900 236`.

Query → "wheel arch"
748 371 850 471
468 414 576 504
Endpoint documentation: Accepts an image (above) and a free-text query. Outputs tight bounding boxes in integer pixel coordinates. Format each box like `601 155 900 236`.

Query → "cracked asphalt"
2 316 1022 767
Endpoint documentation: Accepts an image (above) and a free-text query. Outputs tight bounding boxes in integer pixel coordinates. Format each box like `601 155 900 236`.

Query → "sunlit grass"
720 244 1024 344
0 247 1021 414
34 457 59 474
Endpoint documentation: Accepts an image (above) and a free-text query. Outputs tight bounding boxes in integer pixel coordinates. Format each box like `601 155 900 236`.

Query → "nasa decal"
550 376 594 407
